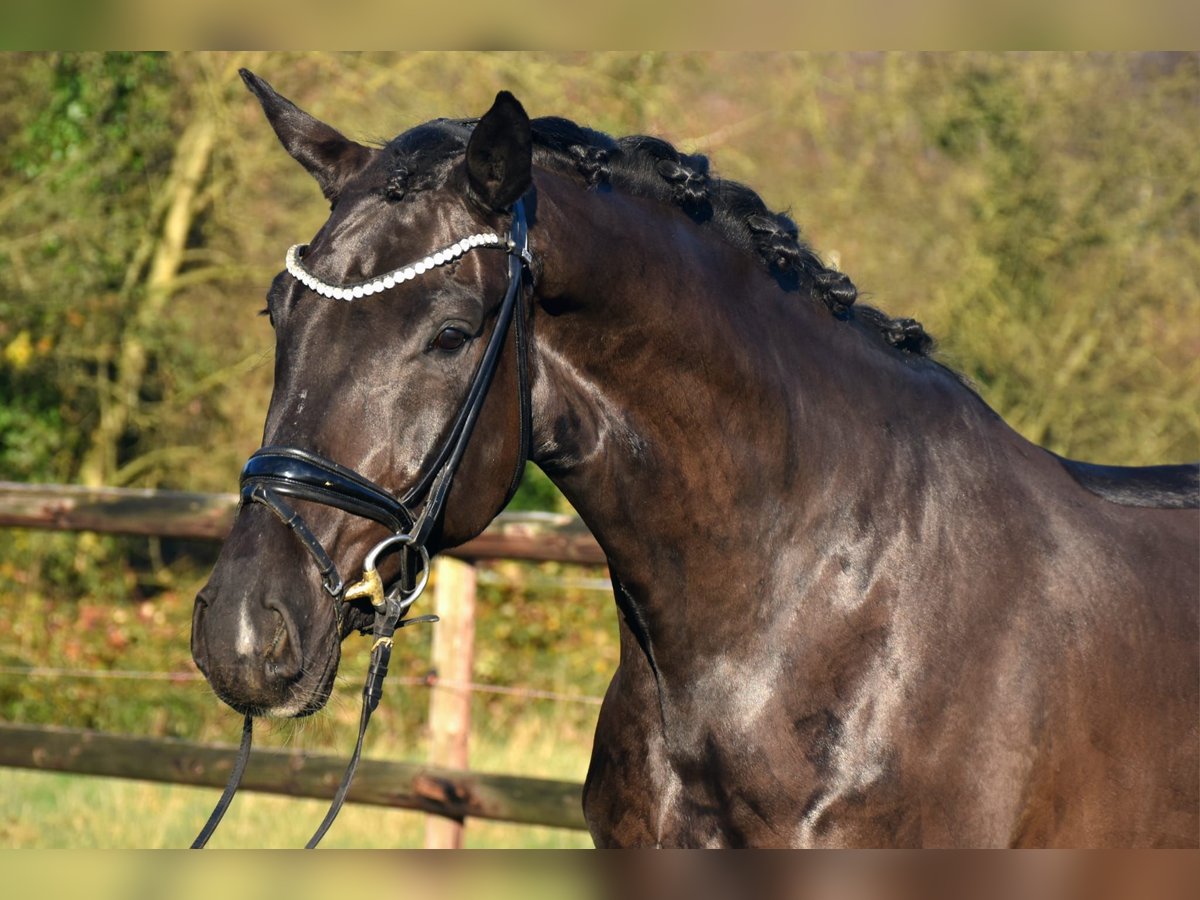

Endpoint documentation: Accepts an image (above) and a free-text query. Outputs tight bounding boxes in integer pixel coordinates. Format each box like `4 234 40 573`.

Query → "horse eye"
432 326 469 352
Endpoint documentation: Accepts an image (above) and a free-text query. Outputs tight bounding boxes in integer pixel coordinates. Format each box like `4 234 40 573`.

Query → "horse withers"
192 70 1199 847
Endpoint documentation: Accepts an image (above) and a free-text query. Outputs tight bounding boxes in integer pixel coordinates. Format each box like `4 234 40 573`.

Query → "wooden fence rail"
0 481 606 564
0 723 587 831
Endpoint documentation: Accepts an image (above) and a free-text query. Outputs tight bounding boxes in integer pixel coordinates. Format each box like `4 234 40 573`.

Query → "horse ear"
465 91 532 211
239 68 373 203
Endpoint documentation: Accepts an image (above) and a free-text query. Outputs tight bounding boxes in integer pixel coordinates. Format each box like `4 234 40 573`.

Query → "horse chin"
260 654 340 719
211 638 342 720
266 688 333 719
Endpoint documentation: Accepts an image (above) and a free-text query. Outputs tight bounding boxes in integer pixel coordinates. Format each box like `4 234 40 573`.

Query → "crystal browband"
284 232 504 300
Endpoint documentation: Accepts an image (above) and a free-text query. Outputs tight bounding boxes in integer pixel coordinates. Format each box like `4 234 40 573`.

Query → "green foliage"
9 52 172 182
899 54 1200 459
0 53 181 485
507 465 572 513
0 401 65 481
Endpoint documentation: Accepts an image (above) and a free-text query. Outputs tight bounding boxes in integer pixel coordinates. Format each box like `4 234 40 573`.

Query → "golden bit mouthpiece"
344 568 386 611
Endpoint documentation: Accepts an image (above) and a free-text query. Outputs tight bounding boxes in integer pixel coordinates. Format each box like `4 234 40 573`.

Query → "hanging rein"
192 200 532 849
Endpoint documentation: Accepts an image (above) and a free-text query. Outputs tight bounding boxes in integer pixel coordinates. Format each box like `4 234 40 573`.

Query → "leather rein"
192 200 533 849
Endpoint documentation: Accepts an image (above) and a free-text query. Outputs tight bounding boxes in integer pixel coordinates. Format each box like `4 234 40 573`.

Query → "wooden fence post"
424 555 478 849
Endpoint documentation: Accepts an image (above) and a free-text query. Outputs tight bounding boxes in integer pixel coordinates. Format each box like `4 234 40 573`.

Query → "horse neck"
527 173 990 666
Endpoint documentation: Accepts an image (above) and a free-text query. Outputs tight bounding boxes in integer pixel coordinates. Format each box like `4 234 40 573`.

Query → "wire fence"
0 562 613 706
0 664 606 705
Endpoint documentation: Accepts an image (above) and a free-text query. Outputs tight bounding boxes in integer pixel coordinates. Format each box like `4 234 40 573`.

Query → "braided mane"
382 116 935 357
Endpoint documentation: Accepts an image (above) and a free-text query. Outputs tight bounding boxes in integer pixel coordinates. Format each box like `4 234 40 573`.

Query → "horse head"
192 71 535 717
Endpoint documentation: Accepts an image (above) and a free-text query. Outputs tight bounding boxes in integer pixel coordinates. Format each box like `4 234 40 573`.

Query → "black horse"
192 71 1199 848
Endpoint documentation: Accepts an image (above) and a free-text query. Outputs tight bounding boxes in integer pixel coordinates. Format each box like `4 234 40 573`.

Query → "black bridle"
192 200 532 849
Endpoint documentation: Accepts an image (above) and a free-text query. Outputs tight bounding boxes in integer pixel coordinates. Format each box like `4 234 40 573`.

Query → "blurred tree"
1 53 182 484
907 53 1200 462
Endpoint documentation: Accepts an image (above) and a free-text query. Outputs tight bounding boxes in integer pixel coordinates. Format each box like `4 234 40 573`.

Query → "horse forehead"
315 122 476 253
310 187 468 272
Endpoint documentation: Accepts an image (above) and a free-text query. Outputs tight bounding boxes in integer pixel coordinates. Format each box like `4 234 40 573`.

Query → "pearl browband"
284 232 504 301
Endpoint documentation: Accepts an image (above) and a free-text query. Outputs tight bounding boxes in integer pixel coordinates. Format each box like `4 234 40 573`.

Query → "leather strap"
190 714 253 849
247 483 346 599
243 447 415 534
408 215 530 546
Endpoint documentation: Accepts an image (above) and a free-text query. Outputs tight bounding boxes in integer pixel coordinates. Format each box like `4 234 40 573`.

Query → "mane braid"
382 116 936 358
526 117 935 359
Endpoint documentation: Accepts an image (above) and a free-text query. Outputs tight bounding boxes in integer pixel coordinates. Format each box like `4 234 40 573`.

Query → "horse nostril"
265 603 303 681
191 593 212 675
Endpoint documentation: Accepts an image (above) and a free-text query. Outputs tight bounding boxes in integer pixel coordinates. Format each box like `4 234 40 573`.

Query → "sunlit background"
0 51 1197 848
